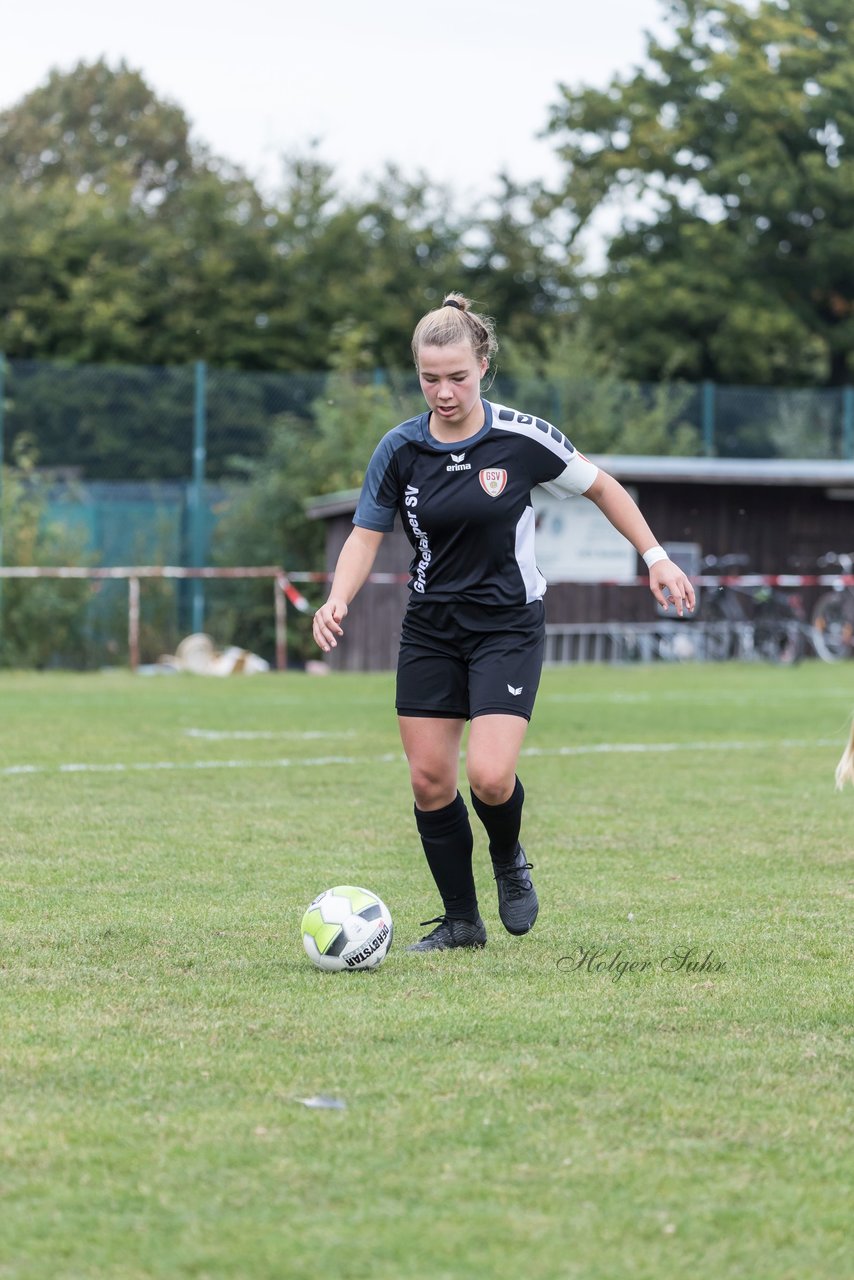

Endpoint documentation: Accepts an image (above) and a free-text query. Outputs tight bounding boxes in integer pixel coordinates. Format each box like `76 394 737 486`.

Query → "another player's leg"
836 717 854 790
398 715 487 951
467 714 539 936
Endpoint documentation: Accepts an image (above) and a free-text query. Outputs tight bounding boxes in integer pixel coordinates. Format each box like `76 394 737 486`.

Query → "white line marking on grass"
523 738 841 757
0 739 841 778
543 689 854 704
183 728 357 740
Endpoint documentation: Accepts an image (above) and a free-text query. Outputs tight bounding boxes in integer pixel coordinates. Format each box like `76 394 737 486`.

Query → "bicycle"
810 551 854 662
699 554 806 665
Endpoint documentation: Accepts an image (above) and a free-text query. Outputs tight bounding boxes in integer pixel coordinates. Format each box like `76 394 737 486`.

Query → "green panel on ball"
331 885 376 913
301 908 341 955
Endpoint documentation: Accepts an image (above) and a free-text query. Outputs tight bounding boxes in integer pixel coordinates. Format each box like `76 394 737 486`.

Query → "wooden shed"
307 457 854 671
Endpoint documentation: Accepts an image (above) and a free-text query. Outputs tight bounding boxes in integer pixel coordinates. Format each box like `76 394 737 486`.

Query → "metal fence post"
701 380 715 457
128 575 140 673
274 575 287 672
190 360 207 632
843 386 854 460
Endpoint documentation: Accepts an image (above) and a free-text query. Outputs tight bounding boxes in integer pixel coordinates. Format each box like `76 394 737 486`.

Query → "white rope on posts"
1 565 851 673
0 565 309 672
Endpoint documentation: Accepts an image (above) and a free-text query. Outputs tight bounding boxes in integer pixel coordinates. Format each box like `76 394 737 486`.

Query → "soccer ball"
301 885 393 972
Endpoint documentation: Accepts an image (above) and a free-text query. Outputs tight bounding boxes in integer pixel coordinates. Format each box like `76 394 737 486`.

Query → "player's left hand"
649 560 696 617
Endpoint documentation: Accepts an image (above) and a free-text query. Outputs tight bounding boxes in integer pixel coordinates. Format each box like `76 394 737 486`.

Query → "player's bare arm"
313 526 385 651
581 470 696 617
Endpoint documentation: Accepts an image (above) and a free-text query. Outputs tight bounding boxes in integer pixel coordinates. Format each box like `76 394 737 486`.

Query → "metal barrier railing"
544 621 759 665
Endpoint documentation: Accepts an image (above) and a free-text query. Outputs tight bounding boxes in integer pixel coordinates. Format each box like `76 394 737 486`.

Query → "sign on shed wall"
532 487 638 583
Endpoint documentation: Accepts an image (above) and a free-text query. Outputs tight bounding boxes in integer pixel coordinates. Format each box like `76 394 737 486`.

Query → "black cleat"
493 845 538 935
407 915 487 952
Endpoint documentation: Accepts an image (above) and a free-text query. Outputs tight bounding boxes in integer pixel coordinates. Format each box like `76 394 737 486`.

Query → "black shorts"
395 599 546 721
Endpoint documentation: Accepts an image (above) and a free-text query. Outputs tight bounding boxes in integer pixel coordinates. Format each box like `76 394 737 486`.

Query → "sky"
0 0 671 203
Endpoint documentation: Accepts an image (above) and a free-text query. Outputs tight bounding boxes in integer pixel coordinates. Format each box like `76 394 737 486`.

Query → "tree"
497 321 700 454
259 155 576 370
0 435 92 667
0 60 287 371
0 61 585 385
0 179 158 362
207 327 420 660
456 175 580 355
0 58 194 203
545 0 854 385
256 154 467 370
133 164 289 369
0 63 580 377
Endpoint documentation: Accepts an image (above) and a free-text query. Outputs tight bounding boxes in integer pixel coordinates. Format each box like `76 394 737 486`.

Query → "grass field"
1 661 853 1280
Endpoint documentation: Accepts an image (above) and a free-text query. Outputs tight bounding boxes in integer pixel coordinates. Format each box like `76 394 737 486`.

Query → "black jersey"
353 400 599 607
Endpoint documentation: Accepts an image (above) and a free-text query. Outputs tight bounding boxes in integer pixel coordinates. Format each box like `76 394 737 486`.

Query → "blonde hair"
836 719 854 790
411 292 498 368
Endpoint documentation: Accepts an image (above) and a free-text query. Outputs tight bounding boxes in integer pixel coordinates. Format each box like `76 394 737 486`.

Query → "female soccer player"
313 294 694 951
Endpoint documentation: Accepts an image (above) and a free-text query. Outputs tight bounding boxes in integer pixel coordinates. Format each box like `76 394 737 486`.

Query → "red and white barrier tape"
286 571 854 589
6 566 844 597
276 574 312 613
690 574 854 588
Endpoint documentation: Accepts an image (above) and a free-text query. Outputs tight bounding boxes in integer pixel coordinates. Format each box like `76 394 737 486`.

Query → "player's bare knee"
409 766 457 810
467 767 514 807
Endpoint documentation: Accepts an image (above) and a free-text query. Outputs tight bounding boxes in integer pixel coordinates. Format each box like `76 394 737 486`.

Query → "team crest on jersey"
479 468 507 497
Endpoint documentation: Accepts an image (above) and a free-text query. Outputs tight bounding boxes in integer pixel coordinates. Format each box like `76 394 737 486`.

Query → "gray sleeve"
353 434 399 532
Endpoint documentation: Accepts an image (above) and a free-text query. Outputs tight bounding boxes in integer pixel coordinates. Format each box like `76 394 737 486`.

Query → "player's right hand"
313 599 348 652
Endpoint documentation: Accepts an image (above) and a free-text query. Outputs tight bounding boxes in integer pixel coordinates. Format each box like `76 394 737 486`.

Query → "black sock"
414 792 478 921
470 777 525 867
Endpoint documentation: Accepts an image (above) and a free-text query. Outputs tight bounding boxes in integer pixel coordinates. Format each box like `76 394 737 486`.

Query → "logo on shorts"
508 684 523 696
479 468 508 496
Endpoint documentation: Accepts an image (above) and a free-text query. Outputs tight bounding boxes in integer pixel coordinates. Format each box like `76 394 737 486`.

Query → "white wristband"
642 545 669 569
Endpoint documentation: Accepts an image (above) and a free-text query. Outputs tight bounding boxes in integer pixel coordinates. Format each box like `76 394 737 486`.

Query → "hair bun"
411 292 497 368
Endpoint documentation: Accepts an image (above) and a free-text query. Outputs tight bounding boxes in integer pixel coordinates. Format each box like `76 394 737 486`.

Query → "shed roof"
306 456 854 519
586 456 854 486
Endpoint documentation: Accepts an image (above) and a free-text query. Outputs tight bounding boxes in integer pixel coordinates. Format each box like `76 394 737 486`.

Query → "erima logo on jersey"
446 451 471 473
480 469 508 496
508 684 523 696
